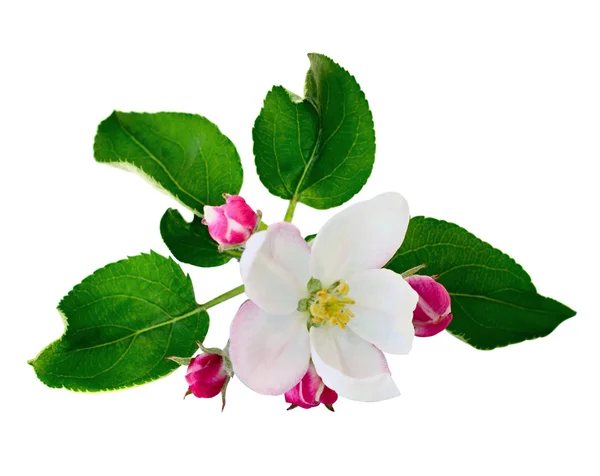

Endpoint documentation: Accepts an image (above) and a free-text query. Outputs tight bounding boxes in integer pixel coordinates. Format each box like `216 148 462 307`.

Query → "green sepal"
297 298 311 312
166 356 192 366
307 277 322 294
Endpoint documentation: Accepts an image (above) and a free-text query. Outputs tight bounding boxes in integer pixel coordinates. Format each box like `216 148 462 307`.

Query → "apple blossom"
405 275 453 337
203 195 258 246
229 192 419 402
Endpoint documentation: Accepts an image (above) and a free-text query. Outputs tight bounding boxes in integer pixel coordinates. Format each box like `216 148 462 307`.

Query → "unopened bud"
185 353 230 399
285 362 338 410
405 275 453 337
203 195 258 246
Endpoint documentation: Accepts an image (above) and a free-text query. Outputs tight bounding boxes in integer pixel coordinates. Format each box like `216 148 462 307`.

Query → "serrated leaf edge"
252 53 376 210
94 111 243 215
28 251 207 392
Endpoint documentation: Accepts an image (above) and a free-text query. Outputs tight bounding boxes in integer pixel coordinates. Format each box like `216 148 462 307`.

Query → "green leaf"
386 217 575 349
160 208 237 268
94 111 243 214
253 53 375 210
29 252 209 391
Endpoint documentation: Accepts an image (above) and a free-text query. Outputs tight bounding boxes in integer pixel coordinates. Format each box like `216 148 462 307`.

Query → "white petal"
310 192 410 285
310 326 400 402
229 301 310 395
346 269 418 354
240 222 311 315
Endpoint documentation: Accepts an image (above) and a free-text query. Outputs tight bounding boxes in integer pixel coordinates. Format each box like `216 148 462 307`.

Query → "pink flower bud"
203 195 258 246
285 362 338 410
405 275 453 337
185 353 229 399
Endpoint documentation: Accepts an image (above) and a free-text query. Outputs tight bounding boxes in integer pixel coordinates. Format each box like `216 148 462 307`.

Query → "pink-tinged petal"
310 326 400 402
227 227 251 245
224 195 258 230
284 383 317 409
345 269 418 354
310 193 410 286
185 362 225 387
297 364 321 407
285 364 321 409
203 206 230 244
202 196 258 245
406 275 451 317
240 223 311 315
284 361 339 409
405 275 453 337
229 301 310 395
186 353 221 373
185 354 228 399
414 313 453 337
185 354 224 385
319 385 338 406
189 382 225 399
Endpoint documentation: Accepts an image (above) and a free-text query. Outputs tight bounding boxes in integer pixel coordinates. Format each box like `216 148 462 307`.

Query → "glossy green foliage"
94 111 243 214
253 54 375 209
30 252 209 391
387 217 575 349
160 208 235 268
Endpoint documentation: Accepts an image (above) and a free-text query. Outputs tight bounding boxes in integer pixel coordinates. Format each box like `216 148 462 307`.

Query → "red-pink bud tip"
284 362 338 409
405 275 453 337
185 353 229 399
203 195 258 246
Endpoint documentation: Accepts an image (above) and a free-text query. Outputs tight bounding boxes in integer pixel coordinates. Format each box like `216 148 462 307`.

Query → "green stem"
283 198 298 222
223 249 243 259
283 128 322 223
202 284 245 310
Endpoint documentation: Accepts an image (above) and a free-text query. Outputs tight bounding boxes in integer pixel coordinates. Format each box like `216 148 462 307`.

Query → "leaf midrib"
114 113 206 212
291 77 345 201
57 303 206 354
289 127 322 203
389 242 532 286
288 69 348 203
451 299 535 335
450 292 567 316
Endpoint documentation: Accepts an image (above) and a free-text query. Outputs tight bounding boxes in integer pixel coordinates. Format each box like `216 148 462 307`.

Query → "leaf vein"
115 116 205 208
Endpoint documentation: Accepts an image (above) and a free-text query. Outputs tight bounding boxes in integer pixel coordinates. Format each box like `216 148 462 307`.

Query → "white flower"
228 193 418 402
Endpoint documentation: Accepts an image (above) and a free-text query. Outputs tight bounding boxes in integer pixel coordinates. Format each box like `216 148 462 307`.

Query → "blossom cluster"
182 192 452 410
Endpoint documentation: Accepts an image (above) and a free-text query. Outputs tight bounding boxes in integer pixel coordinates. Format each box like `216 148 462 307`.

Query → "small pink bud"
285 362 338 410
185 353 229 399
405 275 453 337
203 195 258 246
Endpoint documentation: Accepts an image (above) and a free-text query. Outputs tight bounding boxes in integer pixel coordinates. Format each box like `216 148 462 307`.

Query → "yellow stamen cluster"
309 282 355 329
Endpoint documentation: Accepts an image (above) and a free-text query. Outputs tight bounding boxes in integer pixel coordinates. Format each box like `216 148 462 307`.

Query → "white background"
2 1 598 475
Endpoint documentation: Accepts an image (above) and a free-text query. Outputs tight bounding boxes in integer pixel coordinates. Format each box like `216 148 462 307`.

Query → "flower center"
307 281 356 329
